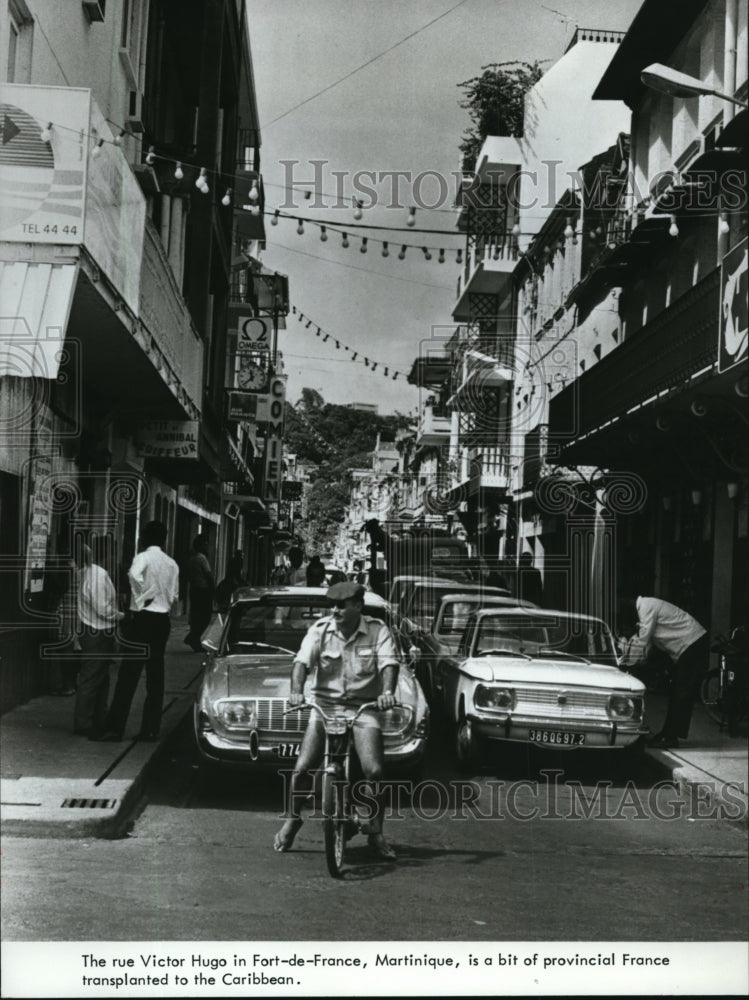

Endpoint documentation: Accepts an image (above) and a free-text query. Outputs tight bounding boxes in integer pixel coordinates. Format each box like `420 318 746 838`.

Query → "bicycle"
701 628 748 736
283 700 409 878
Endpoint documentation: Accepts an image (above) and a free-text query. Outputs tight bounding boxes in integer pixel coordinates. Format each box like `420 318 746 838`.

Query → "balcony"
416 403 451 447
453 236 518 321
469 446 509 496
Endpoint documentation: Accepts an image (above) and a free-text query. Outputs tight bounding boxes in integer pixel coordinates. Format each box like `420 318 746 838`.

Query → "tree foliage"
458 61 544 172
284 391 413 551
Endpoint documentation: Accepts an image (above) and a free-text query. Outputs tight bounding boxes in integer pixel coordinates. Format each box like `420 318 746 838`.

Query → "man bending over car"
273 581 398 860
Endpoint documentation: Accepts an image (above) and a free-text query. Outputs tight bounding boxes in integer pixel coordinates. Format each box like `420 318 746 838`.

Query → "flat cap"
327 580 365 602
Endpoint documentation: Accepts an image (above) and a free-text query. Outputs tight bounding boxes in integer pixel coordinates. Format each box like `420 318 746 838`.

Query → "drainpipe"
725 0 738 124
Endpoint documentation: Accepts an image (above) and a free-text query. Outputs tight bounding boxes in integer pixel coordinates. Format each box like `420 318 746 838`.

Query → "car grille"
255 698 312 732
514 687 609 719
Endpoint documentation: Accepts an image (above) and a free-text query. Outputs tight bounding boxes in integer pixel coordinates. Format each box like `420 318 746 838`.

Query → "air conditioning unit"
126 90 145 133
82 0 106 21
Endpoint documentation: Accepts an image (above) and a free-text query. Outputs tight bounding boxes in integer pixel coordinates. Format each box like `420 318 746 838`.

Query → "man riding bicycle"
273 581 398 860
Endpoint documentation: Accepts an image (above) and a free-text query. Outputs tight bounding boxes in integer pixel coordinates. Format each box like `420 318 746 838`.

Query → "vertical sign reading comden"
718 236 748 374
263 376 286 512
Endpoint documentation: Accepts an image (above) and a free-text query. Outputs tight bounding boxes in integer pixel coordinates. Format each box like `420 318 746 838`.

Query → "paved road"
2 717 747 942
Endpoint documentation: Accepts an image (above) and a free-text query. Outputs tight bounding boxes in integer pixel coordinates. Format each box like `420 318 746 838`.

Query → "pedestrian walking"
285 546 307 586
74 544 123 738
306 555 326 587
184 535 214 651
97 520 179 742
216 552 246 612
618 595 708 747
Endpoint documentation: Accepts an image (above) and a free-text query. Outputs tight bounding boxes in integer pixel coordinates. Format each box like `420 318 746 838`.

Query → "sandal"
273 818 303 852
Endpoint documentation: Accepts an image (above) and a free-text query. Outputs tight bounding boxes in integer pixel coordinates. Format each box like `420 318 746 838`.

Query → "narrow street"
2 716 746 942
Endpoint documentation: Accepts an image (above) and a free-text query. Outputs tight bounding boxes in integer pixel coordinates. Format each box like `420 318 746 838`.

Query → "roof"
231 586 388 608
473 606 607 626
593 0 709 106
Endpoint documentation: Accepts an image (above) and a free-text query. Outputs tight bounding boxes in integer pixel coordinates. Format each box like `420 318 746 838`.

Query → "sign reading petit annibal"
137 422 199 460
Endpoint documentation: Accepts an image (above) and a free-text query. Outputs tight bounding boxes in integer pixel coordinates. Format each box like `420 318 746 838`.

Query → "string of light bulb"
290 305 409 381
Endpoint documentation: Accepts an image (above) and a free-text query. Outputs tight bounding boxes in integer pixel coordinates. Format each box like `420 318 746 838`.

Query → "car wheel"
454 714 482 772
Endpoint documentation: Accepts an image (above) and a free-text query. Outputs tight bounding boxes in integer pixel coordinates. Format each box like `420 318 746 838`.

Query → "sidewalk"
1 633 747 837
0 615 204 839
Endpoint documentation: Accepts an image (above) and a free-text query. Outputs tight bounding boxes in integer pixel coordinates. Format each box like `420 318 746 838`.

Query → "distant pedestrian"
286 546 307 586
306 555 326 587
98 521 179 742
216 552 246 612
184 535 214 651
619 595 708 748
515 552 543 605
74 544 123 738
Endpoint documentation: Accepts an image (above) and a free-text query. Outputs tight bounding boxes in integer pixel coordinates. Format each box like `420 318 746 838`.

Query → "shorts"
312 701 382 730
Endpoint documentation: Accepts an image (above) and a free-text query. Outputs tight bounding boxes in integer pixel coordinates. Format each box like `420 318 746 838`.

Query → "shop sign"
228 392 269 422
282 480 303 501
263 376 286 505
719 237 748 374
235 316 272 353
137 421 198 460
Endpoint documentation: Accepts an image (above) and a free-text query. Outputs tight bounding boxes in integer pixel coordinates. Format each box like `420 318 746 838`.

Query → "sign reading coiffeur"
137 421 199 459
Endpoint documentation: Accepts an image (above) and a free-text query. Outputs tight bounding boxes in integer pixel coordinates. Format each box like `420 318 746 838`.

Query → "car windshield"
473 614 618 664
222 600 392 656
437 600 479 636
224 600 330 655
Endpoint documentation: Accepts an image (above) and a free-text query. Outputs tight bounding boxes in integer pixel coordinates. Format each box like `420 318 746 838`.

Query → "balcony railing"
469 446 509 493
416 403 451 446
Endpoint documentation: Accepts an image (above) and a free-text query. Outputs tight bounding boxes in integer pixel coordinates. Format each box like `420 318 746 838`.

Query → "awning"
0 261 77 378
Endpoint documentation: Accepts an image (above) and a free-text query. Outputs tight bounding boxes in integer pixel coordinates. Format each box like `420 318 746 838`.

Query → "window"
7 0 33 83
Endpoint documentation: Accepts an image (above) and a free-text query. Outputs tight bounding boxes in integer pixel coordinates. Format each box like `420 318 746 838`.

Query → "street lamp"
640 63 748 108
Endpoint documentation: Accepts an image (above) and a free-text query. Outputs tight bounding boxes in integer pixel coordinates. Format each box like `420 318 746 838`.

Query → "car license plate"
276 743 301 758
529 729 585 746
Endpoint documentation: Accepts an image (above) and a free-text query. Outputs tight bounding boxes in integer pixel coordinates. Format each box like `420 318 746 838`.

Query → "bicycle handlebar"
282 700 392 722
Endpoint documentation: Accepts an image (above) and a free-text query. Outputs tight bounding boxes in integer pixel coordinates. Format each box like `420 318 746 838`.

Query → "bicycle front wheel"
322 766 346 878
700 668 723 726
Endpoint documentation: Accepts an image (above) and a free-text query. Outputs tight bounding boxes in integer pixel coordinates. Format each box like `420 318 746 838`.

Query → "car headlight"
216 699 258 729
607 694 642 720
474 684 515 711
380 705 414 735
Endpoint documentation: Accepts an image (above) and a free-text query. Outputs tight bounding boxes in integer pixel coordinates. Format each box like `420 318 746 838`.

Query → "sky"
247 0 642 414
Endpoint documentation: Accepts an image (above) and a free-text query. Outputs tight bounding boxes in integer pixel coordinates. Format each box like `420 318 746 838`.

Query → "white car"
438 607 648 768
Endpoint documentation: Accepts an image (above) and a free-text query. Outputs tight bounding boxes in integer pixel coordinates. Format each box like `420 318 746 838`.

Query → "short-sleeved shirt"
622 596 706 665
295 613 400 707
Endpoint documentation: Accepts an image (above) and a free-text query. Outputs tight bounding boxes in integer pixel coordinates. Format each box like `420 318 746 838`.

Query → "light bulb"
718 213 730 235
456 249 463 264
297 220 304 235
92 139 104 158
438 249 445 263
250 204 260 216
564 219 574 239
320 226 328 242
422 247 432 260
668 215 679 238
381 242 389 257
407 207 416 227
399 245 407 260
114 130 126 146
196 168 208 191
248 182 259 202
40 123 52 143
174 162 184 180
342 233 349 248
353 198 363 221
222 188 232 207
360 238 368 253
271 210 279 225
146 145 155 165
511 222 520 237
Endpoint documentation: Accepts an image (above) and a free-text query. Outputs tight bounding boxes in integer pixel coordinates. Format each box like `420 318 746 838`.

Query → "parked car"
417 592 538 703
194 587 428 773
401 578 512 631
438 607 647 769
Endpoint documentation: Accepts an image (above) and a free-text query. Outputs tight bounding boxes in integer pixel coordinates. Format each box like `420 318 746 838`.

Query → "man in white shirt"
619 596 708 747
98 521 179 742
73 543 123 738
